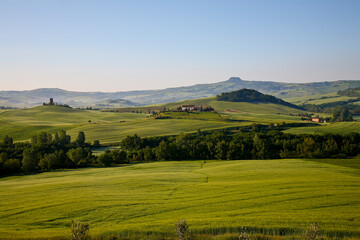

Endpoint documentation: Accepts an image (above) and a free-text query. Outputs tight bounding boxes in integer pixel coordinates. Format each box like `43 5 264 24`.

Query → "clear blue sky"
1 0 360 91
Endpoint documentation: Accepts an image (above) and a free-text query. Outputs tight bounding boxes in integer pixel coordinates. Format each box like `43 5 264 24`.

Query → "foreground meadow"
0 159 359 239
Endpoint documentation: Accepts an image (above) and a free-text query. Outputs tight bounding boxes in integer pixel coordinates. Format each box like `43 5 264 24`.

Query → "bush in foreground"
70 219 90 240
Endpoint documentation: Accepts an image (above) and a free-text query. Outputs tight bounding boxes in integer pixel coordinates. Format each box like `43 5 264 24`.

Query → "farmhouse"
181 105 195 111
312 117 322 123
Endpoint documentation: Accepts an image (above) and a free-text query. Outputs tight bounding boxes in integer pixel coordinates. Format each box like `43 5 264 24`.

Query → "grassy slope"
307 159 360 169
66 99 311 144
116 96 304 115
0 101 309 144
0 159 359 239
284 122 360 135
287 92 360 105
0 106 148 141
67 118 248 145
2 96 357 144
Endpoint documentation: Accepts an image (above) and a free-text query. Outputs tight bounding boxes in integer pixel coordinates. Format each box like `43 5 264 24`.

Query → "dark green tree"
93 140 100 148
67 147 86 166
3 159 21 173
120 134 142 151
3 135 13 147
22 148 39 172
111 149 127 163
38 153 59 170
98 150 112 166
75 131 86 147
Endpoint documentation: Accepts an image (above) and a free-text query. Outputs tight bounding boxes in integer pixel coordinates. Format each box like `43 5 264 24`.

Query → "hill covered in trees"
216 89 302 109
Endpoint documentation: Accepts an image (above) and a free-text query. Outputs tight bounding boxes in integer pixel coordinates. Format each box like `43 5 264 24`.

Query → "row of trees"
98 130 360 164
0 131 99 175
1 129 360 175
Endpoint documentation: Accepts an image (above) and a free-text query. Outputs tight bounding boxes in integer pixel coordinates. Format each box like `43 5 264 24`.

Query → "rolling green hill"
0 93 311 144
1 89 357 146
0 105 148 141
66 118 248 145
117 95 305 115
0 159 359 239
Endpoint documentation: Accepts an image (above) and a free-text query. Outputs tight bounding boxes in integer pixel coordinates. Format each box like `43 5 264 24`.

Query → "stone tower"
49 98 54 105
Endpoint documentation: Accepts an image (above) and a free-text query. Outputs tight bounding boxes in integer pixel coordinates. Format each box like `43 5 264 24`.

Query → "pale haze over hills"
1 77 359 108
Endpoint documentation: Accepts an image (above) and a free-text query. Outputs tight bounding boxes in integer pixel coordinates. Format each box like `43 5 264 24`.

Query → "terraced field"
0 159 359 239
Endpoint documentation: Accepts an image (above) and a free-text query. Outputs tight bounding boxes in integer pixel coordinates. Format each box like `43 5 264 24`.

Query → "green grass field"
284 122 360 135
0 103 308 145
0 159 359 239
0 106 148 141
67 118 248 145
286 92 360 105
0 101 357 146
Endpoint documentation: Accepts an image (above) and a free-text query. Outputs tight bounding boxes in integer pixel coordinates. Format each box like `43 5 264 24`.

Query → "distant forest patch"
338 86 360 97
216 89 302 109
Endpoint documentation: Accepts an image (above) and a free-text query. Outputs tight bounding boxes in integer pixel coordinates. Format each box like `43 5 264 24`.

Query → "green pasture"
0 104 308 145
286 92 360 105
223 112 305 124
307 159 360 169
162 97 305 115
115 97 306 115
92 146 121 156
0 159 359 239
157 111 224 120
0 105 148 141
283 122 360 135
0 103 356 145
306 96 359 105
67 118 248 145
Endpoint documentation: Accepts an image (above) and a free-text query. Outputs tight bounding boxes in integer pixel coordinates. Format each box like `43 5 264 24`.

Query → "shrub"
304 223 321 240
175 219 190 240
238 227 251 240
70 219 90 240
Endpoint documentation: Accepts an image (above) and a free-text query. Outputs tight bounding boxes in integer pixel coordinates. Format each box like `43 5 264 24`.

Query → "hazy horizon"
1 77 360 93
1 0 360 92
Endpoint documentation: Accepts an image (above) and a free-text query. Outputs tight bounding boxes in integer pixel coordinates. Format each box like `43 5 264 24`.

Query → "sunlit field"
0 159 359 239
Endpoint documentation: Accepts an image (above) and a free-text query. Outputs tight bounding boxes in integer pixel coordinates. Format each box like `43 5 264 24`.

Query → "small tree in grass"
70 219 90 240
304 223 321 240
238 227 251 240
175 219 191 240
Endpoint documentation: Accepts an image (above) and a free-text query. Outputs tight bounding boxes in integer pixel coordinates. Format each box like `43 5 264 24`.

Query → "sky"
0 0 360 92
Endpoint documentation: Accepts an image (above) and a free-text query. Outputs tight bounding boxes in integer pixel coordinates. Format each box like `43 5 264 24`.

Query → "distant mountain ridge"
1 77 359 108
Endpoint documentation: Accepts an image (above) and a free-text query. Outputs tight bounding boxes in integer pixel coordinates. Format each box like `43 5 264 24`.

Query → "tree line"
110 130 360 163
1 129 360 176
0 131 99 175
